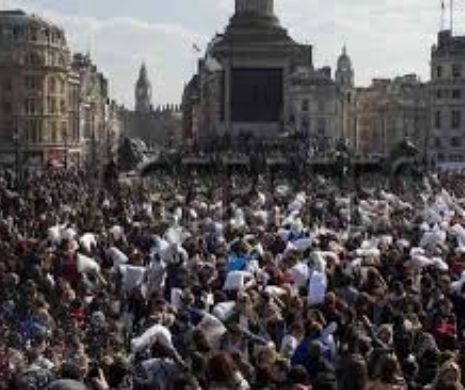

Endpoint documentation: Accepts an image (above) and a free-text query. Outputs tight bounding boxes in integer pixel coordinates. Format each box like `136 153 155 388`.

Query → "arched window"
289 112 295 124
13 25 22 40
27 51 43 66
61 122 67 141
29 27 38 41
301 99 309 112
301 118 309 133
50 121 57 142
48 77 56 94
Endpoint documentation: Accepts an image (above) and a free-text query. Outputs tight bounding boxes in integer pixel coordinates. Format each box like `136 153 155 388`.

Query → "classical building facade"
353 75 429 158
181 74 200 145
121 64 182 149
0 10 74 166
430 30 465 167
71 53 111 166
287 66 338 154
0 10 122 168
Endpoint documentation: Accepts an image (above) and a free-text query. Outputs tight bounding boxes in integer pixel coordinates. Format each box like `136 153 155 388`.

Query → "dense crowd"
2 168 465 389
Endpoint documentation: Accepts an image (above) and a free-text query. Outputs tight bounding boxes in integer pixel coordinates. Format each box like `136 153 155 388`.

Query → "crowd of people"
2 167 465 389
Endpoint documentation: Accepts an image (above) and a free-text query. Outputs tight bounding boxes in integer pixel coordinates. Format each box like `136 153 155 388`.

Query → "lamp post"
12 131 19 186
64 128 68 169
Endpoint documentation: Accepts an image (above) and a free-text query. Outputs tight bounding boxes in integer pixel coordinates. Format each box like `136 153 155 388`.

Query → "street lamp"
62 127 68 170
12 130 19 186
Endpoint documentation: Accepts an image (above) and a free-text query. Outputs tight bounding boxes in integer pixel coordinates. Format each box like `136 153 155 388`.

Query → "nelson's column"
183 0 315 143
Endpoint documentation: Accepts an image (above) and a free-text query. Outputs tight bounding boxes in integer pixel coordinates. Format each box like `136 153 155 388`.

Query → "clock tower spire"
135 63 152 113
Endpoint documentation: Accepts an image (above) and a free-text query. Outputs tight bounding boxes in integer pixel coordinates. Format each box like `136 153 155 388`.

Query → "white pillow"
131 324 173 354
76 253 100 274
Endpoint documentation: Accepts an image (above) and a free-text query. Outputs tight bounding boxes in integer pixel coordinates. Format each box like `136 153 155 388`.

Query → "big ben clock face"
137 85 151 99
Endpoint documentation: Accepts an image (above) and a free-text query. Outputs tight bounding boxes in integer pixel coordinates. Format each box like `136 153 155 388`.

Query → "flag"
192 43 201 53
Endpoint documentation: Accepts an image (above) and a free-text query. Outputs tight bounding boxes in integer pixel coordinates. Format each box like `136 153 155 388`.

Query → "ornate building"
0 10 76 166
430 30 465 168
287 66 338 155
71 53 112 166
353 75 429 158
121 64 182 149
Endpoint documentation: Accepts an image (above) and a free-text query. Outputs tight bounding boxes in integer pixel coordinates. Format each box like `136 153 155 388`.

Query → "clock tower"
135 63 152 113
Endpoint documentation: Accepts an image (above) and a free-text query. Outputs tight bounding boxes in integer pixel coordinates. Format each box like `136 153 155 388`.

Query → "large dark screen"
231 68 283 122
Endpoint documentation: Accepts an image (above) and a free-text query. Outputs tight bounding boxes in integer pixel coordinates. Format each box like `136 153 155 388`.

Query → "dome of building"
0 10 67 48
337 46 352 71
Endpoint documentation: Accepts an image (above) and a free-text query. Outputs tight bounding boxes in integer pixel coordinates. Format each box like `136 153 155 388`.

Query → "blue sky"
5 0 463 108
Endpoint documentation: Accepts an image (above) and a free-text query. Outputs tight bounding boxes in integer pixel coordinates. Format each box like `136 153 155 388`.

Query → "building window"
12 25 21 40
450 154 464 162
317 119 326 135
47 97 56 114
2 101 12 114
49 53 56 67
60 99 66 114
435 137 442 149
302 99 309 112
453 64 462 78
30 27 37 41
437 65 443 78
1 26 12 42
435 111 442 129
24 98 36 115
3 79 12 92
59 78 65 93
452 110 461 129
26 120 40 142
452 89 462 99
50 122 57 142
48 77 56 94
437 89 443 99
73 118 79 141
451 137 462 148
25 75 40 90
61 122 67 141
301 118 309 132
27 52 42 66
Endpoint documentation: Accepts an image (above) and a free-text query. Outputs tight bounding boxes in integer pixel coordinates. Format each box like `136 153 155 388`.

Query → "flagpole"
450 0 454 33
441 0 446 31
